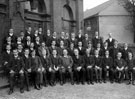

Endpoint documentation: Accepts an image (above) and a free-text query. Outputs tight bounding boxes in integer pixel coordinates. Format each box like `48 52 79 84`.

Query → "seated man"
61 49 74 85
72 49 85 85
49 49 62 85
94 50 103 83
40 49 50 87
114 52 126 83
31 50 43 90
84 48 95 85
8 49 25 95
102 50 113 83
125 52 135 85
22 48 32 91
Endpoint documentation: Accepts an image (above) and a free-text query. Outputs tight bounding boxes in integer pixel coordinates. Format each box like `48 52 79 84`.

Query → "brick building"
0 0 83 53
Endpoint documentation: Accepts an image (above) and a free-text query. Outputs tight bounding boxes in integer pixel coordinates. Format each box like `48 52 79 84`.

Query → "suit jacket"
22 55 31 71
72 55 85 69
106 38 115 48
61 56 73 68
67 48 75 57
48 46 59 55
102 56 113 69
9 56 24 72
31 56 42 71
76 35 85 42
92 37 103 49
84 55 95 68
121 48 132 60
94 56 102 68
49 55 61 68
78 47 86 56
109 47 121 60
126 58 135 69
2 51 13 66
114 58 126 69
40 56 51 69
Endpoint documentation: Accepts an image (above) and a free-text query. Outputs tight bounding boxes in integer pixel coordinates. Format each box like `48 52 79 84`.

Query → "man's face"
39 28 42 32
27 36 31 41
42 50 47 56
104 42 108 47
71 33 75 38
47 30 50 36
85 34 88 38
6 45 11 50
70 43 74 48
97 43 101 48
25 50 29 55
61 32 65 37
18 45 23 50
53 32 57 37
60 41 64 46
74 49 79 55
95 32 98 36
105 51 109 56
117 53 122 59
32 50 36 56
109 33 112 38
41 42 45 47
63 50 68 55
9 29 13 34
79 30 82 35
124 43 128 48
78 42 82 47
28 27 32 32
86 49 90 55
128 53 132 59
52 41 56 46
95 50 99 56
13 50 18 56
52 50 57 55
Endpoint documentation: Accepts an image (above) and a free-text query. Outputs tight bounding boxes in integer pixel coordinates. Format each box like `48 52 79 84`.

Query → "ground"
0 82 135 99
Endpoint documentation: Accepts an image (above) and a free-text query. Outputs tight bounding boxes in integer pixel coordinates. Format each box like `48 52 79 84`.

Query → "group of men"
2 27 135 95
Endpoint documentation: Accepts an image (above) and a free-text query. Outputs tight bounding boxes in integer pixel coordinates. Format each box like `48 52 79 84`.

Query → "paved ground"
0 82 135 99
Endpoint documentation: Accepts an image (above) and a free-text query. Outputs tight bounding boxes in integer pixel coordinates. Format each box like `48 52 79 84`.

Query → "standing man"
92 31 103 49
106 33 115 48
76 29 85 43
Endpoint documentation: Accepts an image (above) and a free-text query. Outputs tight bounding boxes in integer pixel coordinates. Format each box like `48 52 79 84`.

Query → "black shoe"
71 81 74 85
20 89 24 93
132 81 135 85
87 81 90 85
35 85 40 90
27 87 30 91
103 80 106 83
81 82 85 85
90 82 94 85
39 84 42 89
60 81 63 86
8 89 13 95
127 81 131 85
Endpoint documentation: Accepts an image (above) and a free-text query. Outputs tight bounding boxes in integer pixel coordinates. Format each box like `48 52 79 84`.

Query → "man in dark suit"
114 52 126 83
70 32 78 48
106 33 115 48
25 27 33 41
76 29 85 42
72 49 85 85
31 50 43 90
84 48 95 85
77 41 86 56
8 49 25 95
125 52 135 85
102 50 113 83
94 50 103 83
22 48 31 91
92 31 103 49
109 40 121 61
49 49 62 85
2 45 13 77
121 43 132 60
45 29 52 47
